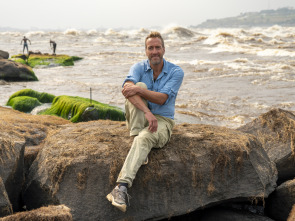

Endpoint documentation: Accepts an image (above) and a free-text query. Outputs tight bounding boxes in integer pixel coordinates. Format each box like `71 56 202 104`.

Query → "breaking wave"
162 25 196 37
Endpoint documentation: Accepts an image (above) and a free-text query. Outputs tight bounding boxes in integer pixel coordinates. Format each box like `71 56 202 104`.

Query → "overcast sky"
2 0 295 30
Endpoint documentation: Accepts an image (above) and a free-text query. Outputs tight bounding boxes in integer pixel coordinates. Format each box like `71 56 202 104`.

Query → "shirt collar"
145 59 167 74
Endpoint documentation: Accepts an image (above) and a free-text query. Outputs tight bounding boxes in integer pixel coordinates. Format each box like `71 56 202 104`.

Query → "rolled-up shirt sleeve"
159 67 184 105
122 63 142 87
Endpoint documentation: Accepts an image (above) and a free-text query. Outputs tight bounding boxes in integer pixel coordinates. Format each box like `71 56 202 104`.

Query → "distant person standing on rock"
20 36 31 54
50 40 57 55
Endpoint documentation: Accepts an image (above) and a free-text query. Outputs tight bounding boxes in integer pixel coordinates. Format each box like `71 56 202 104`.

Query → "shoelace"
119 189 131 206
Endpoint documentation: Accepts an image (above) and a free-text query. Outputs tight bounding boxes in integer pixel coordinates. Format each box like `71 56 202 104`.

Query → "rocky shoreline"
0 106 294 220
0 49 82 82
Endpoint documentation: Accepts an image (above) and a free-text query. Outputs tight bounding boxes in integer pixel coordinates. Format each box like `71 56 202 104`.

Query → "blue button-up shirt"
123 59 184 119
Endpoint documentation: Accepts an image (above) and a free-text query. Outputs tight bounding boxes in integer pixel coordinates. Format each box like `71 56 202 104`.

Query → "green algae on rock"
40 95 126 123
11 54 83 68
6 89 125 122
7 96 42 113
7 89 56 104
6 89 56 113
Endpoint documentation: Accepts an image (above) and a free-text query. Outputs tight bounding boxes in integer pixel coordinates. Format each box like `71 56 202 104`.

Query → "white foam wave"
0 31 22 37
94 37 111 43
87 29 98 35
250 102 269 110
189 59 221 66
162 25 196 38
231 115 245 124
104 28 120 36
266 25 283 32
233 58 249 63
25 31 46 37
64 29 81 36
257 49 295 57
126 28 150 36
209 41 252 54
270 73 295 82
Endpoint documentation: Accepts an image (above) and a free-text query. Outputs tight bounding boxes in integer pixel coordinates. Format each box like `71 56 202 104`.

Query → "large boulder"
0 106 70 214
238 108 295 182
0 50 9 59
0 138 25 212
0 59 37 81
266 179 295 221
23 121 277 221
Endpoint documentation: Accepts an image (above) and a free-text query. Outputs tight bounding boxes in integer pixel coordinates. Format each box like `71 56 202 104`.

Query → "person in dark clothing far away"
50 40 57 55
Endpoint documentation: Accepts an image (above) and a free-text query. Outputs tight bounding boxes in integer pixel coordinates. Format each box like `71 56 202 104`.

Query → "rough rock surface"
0 106 70 213
288 204 295 221
0 59 37 81
238 108 295 182
0 107 69 146
0 139 25 212
0 205 72 221
266 179 295 221
23 121 277 220
198 208 274 221
0 178 12 217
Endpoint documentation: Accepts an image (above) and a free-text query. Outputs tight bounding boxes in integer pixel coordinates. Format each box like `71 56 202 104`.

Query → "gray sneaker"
106 186 130 212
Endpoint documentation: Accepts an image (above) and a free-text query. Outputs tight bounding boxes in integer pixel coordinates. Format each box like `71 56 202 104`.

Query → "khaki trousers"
117 82 174 187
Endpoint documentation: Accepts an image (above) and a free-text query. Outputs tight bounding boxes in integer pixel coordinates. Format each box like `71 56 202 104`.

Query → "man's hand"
145 111 158 133
122 84 139 98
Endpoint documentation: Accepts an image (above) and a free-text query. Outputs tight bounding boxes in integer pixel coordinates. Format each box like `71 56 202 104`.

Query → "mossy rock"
40 95 125 123
7 96 42 113
11 54 83 68
6 89 56 113
6 89 125 122
7 89 55 104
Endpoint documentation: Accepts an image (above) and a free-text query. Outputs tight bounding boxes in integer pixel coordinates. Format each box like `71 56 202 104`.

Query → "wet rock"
0 80 9 85
0 50 9 59
81 106 99 121
0 59 37 81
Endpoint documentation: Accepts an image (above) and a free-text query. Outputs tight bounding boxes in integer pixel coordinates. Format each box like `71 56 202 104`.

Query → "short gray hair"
145 32 165 49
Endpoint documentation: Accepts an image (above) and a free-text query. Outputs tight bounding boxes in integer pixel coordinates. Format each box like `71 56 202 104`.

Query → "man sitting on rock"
106 31 184 212
20 36 31 54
